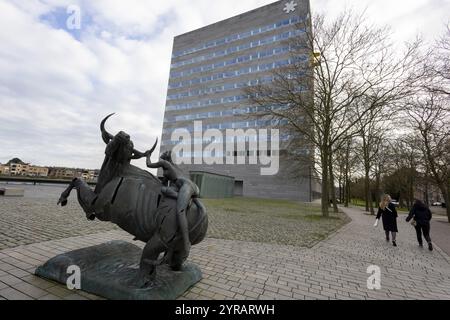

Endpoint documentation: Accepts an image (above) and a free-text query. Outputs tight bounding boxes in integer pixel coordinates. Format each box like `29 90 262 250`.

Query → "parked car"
391 199 399 207
432 201 442 206
442 202 447 208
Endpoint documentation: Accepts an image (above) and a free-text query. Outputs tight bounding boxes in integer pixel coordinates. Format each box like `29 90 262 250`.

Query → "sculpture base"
35 240 202 300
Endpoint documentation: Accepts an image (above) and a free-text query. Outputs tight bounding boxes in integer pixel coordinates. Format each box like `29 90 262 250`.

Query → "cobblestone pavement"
0 195 348 249
0 197 118 249
0 205 449 300
431 219 450 257
430 211 450 257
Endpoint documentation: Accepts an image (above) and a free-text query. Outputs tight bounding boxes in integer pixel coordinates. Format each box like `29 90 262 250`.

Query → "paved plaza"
1 202 449 300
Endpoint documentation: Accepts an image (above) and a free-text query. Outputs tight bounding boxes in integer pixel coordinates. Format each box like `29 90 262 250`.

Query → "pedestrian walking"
374 194 398 246
406 199 433 251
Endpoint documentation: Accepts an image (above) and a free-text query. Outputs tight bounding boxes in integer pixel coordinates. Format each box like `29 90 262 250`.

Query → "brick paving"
430 213 450 258
0 193 348 250
0 205 449 300
0 197 118 249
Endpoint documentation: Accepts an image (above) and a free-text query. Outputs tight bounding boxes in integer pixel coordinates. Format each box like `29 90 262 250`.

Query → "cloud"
0 0 448 171
0 0 277 170
310 0 450 44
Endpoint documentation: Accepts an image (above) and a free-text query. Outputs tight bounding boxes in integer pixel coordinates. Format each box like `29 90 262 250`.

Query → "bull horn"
148 137 158 155
100 113 115 144
132 137 158 159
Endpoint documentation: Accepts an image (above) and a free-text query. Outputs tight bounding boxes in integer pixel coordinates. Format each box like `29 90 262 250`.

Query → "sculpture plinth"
35 240 202 300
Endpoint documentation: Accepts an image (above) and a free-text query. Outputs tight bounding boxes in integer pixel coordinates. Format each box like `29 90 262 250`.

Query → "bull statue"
57 113 208 287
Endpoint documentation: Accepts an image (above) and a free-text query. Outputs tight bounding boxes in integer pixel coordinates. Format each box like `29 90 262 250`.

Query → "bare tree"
245 10 423 216
372 138 391 205
333 137 359 207
406 93 450 221
391 135 423 208
424 24 450 96
354 112 387 215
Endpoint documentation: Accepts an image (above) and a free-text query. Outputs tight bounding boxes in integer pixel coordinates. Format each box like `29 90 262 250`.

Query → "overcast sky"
0 0 449 169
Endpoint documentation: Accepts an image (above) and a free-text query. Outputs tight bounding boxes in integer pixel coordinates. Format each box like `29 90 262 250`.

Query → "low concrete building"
190 171 235 198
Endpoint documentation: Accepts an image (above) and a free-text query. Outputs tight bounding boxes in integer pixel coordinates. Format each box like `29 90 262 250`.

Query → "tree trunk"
344 142 350 207
439 184 450 223
408 167 415 210
329 154 339 213
424 167 430 205
362 134 370 213
364 169 370 213
345 179 350 207
375 168 381 206
445 195 450 223
321 152 330 217
447 179 450 223
369 190 374 215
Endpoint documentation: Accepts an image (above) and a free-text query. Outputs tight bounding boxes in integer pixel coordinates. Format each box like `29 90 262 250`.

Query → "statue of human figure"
146 150 200 260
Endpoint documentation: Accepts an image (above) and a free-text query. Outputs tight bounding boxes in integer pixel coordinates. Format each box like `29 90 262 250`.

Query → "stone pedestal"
35 240 202 300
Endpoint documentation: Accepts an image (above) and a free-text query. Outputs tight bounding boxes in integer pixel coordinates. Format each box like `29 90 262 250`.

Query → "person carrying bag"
406 199 433 251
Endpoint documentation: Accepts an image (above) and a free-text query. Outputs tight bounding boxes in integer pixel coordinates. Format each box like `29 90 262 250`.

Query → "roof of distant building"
6 158 27 165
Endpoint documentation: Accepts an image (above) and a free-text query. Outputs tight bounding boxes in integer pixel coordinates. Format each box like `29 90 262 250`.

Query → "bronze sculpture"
57 113 208 287
146 150 201 264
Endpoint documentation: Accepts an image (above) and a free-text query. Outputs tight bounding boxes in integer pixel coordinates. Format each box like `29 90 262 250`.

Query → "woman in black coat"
375 194 398 246
406 200 433 251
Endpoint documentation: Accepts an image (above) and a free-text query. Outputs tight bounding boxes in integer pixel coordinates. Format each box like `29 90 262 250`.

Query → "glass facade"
170 46 294 79
162 118 289 133
164 105 290 123
166 76 274 101
163 2 309 172
171 16 304 60
168 56 307 90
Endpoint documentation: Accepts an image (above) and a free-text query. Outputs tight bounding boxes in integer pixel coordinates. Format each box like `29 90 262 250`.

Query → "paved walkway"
1 206 449 300
430 212 450 257
0 196 118 250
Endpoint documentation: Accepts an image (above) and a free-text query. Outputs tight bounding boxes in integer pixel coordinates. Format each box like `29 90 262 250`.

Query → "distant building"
48 167 77 179
47 167 99 181
27 166 49 177
414 179 445 205
1 158 97 181
0 164 10 175
88 170 99 182
9 162 30 176
81 170 90 180
4 158 48 177
77 169 99 181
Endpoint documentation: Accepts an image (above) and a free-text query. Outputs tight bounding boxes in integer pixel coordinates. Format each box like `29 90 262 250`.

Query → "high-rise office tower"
160 0 317 200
